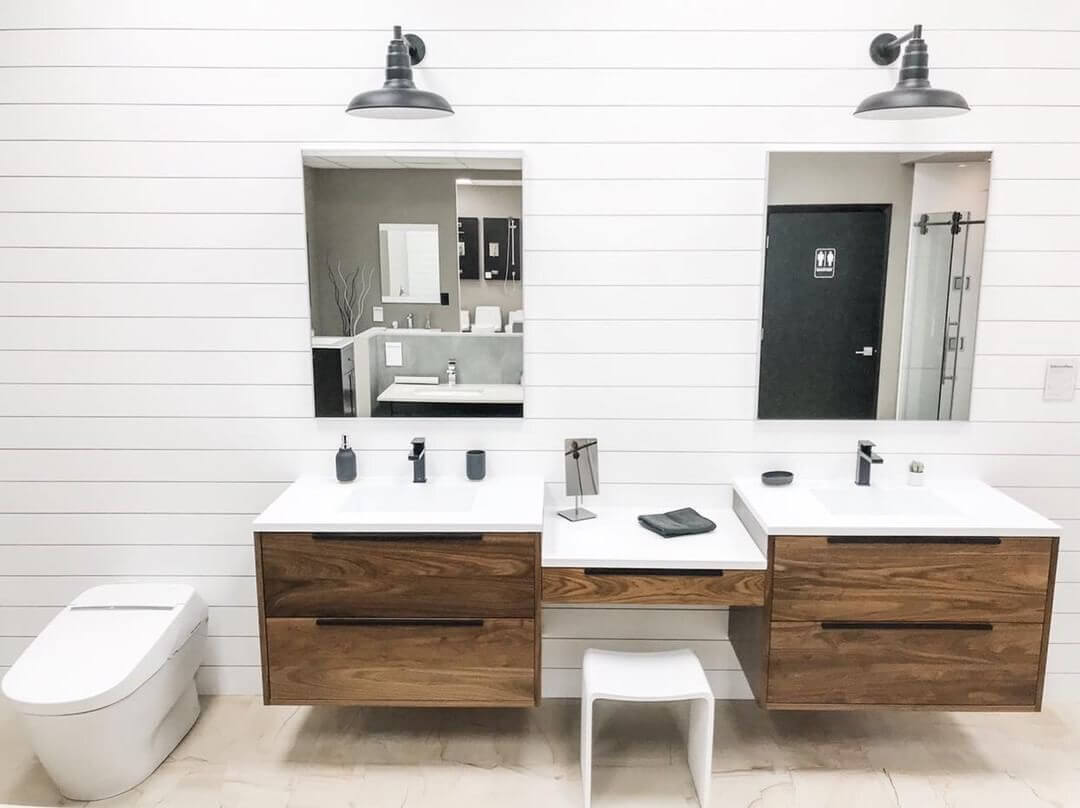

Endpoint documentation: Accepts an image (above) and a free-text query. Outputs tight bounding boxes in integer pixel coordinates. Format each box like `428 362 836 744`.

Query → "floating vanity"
252 476 544 708
729 477 1060 711
252 471 1059 714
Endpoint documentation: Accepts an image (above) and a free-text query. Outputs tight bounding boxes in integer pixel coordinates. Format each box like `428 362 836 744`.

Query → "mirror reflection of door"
759 205 890 419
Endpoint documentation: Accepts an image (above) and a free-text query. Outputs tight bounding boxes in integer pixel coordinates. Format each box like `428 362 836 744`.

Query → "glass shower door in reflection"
900 211 986 421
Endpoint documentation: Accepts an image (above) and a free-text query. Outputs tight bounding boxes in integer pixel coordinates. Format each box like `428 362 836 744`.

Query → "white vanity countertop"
377 382 524 404
311 336 353 349
542 505 767 570
733 477 1061 538
253 475 545 533
357 327 516 338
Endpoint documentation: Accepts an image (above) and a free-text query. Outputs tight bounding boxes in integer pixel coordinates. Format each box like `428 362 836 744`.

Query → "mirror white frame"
378 222 441 304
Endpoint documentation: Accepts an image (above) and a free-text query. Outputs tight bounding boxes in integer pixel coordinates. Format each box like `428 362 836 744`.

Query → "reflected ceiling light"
855 24 970 120
346 26 454 119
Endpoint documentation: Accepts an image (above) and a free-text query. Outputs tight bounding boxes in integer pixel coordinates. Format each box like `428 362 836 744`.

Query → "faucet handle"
858 439 883 464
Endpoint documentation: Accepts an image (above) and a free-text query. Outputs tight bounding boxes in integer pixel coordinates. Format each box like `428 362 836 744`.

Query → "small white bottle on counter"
908 460 925 487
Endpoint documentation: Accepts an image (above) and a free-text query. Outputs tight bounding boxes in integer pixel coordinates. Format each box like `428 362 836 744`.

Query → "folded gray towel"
637 507 716 538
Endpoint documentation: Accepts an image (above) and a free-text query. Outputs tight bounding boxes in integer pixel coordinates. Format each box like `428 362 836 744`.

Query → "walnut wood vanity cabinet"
729 534 1058 711
254 531 542 707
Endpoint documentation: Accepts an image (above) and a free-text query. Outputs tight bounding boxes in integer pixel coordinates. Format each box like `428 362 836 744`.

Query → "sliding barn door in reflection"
900 212 985 421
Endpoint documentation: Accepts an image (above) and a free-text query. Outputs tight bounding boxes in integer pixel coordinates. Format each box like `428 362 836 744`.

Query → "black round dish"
761 470 794 486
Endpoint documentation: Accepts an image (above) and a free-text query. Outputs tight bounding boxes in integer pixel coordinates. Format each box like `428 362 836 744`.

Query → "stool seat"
583 648 712 703
580 648 714 807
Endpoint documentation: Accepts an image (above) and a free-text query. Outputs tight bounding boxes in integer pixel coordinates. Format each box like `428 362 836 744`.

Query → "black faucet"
409 437 426 483
855 440 883 486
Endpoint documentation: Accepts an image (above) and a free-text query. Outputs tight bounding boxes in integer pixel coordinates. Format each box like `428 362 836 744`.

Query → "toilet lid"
1 584 207 716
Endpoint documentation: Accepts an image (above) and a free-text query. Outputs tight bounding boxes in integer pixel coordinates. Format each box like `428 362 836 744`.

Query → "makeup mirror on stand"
559 438 598 522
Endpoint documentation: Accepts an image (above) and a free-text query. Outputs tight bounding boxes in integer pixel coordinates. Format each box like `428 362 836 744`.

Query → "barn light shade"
855 25 970 120
346 26 454 119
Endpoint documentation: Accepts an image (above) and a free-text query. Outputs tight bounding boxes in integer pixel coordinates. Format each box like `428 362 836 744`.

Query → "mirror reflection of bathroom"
302 151 523 418
757 151 991 421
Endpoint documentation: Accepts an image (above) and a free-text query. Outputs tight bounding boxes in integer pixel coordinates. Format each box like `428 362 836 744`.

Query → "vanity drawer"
766 620 1042 708
771 536 1054 623
264 617 536 706
542 567 765 606
257 532 538 619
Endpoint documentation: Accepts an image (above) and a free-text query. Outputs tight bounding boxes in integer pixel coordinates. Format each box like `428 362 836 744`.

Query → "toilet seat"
2 583 207 716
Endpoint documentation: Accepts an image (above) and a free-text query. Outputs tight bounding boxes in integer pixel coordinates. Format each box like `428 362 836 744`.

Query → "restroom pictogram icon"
814 247 836 278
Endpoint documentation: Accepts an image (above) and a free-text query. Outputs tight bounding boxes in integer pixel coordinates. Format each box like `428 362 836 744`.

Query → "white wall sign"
1044 358 1078 401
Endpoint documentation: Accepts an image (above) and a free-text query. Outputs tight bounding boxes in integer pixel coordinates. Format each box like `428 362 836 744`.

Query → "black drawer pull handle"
314 618 484 628
826 536 1002 545
583 567 725 577
312 533 483 543
820 621 993 631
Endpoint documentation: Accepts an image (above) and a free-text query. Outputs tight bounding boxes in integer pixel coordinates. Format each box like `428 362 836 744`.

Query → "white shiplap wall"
1 0 1079 701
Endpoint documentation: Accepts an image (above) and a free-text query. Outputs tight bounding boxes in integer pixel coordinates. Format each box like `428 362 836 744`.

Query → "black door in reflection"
759 205 890 419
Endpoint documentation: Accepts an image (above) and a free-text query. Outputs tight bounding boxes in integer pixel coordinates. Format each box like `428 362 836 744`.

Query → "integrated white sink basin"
811 486 957 517
253 475 544 533
377 382 524 405
413 387 485 400
733 476 1060 538
341 483 477 513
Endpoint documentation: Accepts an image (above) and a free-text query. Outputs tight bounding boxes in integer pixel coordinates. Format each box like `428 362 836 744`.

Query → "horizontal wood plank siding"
0 2 1078 699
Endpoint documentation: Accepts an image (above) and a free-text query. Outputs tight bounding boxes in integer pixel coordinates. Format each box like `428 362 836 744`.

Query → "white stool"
581 648 714 807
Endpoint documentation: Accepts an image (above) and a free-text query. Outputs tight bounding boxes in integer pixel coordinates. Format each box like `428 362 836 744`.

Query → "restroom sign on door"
814 247 836 278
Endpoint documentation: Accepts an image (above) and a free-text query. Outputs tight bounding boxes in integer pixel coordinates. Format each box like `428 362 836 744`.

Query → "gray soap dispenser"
336 434 357 482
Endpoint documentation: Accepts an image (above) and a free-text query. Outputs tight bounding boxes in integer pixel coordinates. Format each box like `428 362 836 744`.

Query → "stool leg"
580 695 593 808
687 696 714 807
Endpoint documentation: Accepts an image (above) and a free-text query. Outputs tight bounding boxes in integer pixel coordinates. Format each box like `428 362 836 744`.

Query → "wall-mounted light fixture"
346 26 454 119
854 24 970 120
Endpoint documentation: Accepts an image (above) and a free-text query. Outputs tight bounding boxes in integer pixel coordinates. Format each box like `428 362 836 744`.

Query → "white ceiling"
898 151 993 165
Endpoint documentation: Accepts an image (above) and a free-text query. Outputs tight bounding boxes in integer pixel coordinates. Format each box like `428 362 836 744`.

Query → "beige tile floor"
2 697 1079 807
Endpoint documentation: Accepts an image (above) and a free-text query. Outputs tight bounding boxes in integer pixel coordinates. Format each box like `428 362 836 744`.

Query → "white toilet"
1 584 208 801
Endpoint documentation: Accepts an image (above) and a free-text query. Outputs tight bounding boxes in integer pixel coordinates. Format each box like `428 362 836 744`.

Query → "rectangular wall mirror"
758 151 991 421
302 151 524 418
378 223 441 304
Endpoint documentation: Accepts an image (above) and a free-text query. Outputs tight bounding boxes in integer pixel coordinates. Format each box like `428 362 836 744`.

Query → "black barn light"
855 24 970 120
346 26 453 119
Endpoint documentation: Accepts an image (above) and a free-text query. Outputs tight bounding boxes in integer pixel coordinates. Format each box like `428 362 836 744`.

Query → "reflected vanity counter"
729 477 1061 711
309 328 524 418
365 328 523 417
378 382 524 417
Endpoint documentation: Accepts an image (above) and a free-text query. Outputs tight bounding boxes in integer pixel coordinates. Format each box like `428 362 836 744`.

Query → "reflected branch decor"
326 259 377 336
